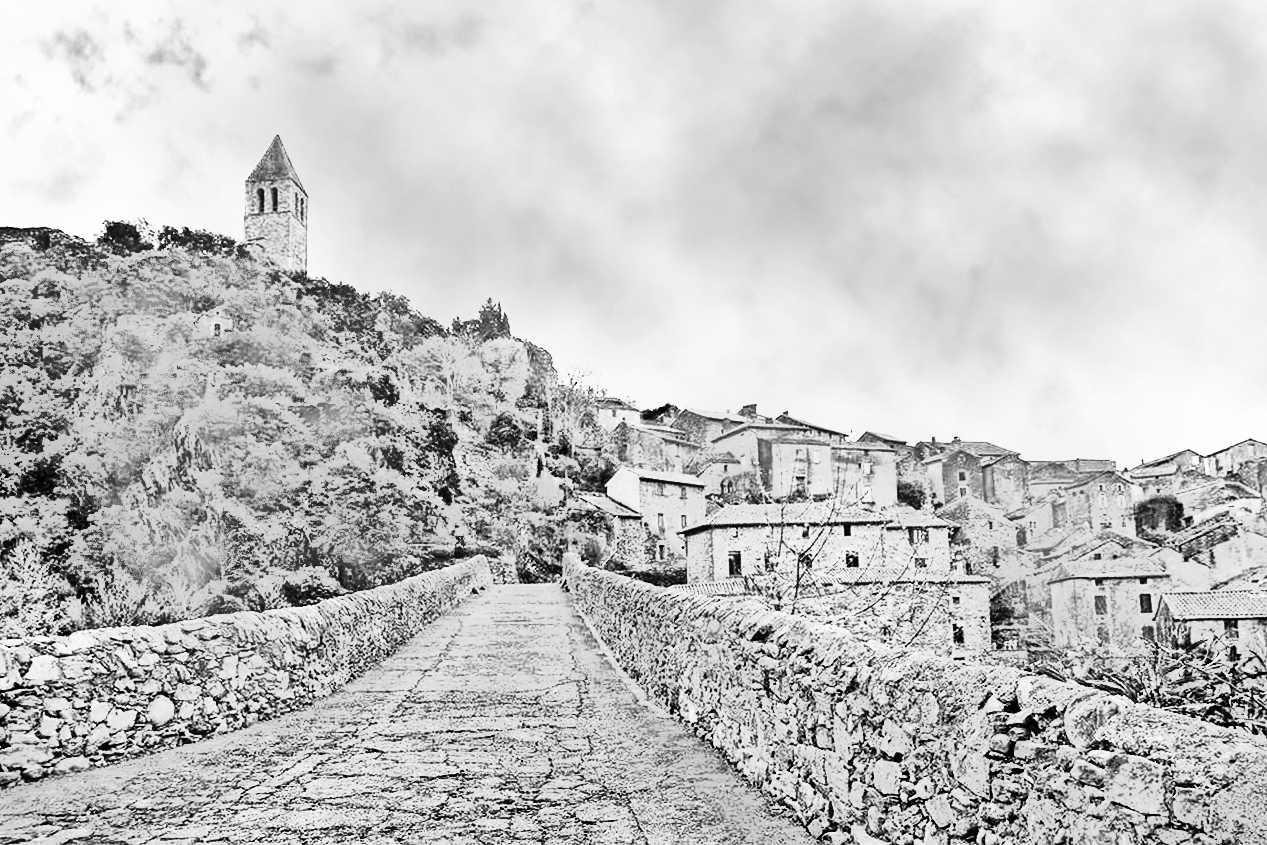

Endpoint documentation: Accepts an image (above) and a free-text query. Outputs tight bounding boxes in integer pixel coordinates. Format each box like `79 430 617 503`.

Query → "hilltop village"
4 134 1264 699
554 398 1267 666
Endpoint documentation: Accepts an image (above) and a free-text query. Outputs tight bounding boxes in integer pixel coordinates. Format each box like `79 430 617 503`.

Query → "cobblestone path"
0 585 814 845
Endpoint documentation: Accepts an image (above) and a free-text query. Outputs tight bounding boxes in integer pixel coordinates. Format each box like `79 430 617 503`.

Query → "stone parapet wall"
565 556 1267 845
0 557 493 788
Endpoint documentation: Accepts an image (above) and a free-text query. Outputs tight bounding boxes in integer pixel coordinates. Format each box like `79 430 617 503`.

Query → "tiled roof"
955 441 1016 457
1129 465 1179 479
816 566 992 586
710 422 809 443
859 431 906 445
834 440 896 453
1049 556 1168 582
1161 590 1267 620
880 510 954 528
1064 471 1135 492
682 502 889 534
247 135 305 190
628 467 706 487
1207 438 1267 457
776 414 849 438
574 492 641 519
1168 515 1238 548
677 408 748 424
596 397 638 410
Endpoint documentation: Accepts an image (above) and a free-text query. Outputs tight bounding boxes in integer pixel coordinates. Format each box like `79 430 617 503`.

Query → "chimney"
740 403 758 417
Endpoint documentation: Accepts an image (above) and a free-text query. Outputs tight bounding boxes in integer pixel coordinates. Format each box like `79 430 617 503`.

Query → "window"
656 513 665 533
958 487 968 499
1139 578 1148 585
213 323 221 337
1094 595 1108 616
952 624 965 645
256 188 265 213
271 187 279 211
952 596 961 606
680 486 687 500
1094 579 1104 586
1097 625 1110 644
1139 594 1152 614
1142 625 1155 642
1225 619 1240 637
728 551 742 577
798 552 812 569
1092 553 1102 560
840 524 852 536
914 558 928 569
657 544 666 561
908 527 928 545
680 514 687 529
656 482 665 496
845 552 860 568
958 471 967 481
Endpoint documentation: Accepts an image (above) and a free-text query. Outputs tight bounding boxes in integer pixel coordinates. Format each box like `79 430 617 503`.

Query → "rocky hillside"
0 226 562 636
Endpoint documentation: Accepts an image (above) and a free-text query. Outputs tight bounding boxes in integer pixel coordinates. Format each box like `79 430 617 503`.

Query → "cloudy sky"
3 1 1265 466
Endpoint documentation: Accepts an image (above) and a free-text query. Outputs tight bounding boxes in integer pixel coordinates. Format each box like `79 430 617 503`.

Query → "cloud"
140 19 209 90
44 28 105 91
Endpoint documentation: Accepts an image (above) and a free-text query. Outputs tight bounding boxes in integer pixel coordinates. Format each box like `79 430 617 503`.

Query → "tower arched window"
271 187 278 212
256 188 265 213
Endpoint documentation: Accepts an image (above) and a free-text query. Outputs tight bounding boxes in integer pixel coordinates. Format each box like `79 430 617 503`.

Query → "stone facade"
565 555 1267 845
0 557 492 787
1066 472 1140 536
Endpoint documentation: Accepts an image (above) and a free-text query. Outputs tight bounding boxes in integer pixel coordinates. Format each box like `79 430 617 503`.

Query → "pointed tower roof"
247 135 305 191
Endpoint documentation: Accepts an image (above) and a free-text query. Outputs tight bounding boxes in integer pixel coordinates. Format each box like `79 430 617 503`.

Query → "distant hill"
0 226 561 635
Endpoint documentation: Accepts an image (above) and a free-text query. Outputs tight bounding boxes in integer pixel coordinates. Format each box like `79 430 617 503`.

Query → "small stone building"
566 492 645 569
1048 557 1172 652
605 466 706 563
1157 591 1267 662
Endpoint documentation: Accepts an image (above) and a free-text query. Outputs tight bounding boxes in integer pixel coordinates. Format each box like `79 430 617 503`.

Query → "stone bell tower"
244 135 307 273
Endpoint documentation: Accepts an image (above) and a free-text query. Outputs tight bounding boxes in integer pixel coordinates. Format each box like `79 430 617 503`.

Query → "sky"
3 1 1266 468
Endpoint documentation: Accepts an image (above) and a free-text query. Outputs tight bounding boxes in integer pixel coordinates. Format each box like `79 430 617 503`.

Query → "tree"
1136 495 1184 537
897 480 927 510
486 413 524 453
97 220 153 254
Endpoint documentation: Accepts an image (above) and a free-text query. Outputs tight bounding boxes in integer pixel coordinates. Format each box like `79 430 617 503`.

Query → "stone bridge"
1 555 1265 845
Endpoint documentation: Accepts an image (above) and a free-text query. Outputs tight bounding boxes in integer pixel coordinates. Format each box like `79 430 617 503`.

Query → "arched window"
256 188 265 213
271 187 278 211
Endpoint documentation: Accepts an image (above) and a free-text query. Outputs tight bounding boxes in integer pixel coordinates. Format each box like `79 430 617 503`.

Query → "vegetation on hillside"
0 224 562 636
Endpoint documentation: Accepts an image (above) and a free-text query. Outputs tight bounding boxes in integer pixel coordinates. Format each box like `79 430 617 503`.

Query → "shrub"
281 567 347 606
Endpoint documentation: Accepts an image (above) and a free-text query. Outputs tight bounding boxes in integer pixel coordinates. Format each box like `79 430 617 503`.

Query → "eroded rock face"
0 557 493 787
564 555 1267 845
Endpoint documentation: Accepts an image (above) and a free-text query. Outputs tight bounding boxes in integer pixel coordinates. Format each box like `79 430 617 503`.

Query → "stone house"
1170 514 1267 587
687 451 743 498
681 502 890 582
711 423 897 505
244 135 307 274
774 413 852 446
1128 450 1204 496
611 422 701 473
1048 557 1173 652
1156 591 1267 662
593 398 641 431
669 408 749 445
939 496 1023 574
925 439 1026 510
1063 472 1140 536
605 466 706 563
1202 439 1267 478
1027 459 1117 500
681 503 988 651
1174 478 1262 524
1008 496 1068 548
565 492 645 569
193 308 234 340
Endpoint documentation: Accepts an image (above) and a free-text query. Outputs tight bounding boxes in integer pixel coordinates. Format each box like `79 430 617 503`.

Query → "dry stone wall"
0 557 492 788
564 556 1267 845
